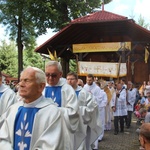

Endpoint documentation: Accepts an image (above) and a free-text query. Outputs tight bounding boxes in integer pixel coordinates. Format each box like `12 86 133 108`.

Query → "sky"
1 0 150 46
105 0 150 21
36 0 150 46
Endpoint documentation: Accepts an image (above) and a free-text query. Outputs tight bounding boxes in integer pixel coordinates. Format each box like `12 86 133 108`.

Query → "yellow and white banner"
73 42 131 53
78 61 127 78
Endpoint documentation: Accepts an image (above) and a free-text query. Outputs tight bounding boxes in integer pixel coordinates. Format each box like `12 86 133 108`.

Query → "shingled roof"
71 10 128 23
35 10 150 59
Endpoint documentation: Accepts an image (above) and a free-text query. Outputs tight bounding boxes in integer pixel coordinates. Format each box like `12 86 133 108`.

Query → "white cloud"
105 0 150 22
36 29 56 46
134 0 150 22
113 4 129 14
105 0 134 18
112 0 129 10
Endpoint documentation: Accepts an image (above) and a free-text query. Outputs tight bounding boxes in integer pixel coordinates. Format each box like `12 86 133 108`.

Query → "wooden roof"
35 10 150 59
71 10 127 23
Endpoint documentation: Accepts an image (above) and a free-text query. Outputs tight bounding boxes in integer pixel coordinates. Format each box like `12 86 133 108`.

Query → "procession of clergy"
0 60 138 150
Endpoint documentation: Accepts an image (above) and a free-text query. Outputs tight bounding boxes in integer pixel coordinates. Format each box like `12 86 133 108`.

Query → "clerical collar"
23 95 43 107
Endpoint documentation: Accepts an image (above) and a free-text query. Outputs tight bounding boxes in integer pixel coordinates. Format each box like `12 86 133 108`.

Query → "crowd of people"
0 60 150 150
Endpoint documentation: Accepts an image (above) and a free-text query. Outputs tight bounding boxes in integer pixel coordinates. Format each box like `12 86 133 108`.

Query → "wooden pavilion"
35 8 150 86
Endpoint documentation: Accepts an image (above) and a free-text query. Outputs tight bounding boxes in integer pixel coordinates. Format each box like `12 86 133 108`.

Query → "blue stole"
14 106 40 150
45 86 62 107
75 90 80 97
0 92 4 98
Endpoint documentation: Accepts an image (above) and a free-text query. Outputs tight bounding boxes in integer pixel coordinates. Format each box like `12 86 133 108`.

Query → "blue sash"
75 90 80 97
0 92 4 98
13 106 40 150
45 86 62 107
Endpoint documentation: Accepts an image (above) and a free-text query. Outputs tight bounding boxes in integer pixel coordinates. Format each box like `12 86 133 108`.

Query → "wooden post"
117 56 122 83
127 56 130 82
114 56 122 110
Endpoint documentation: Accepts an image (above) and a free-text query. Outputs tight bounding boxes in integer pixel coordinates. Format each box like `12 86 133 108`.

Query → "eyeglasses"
45 73 58 78
67 78 76 81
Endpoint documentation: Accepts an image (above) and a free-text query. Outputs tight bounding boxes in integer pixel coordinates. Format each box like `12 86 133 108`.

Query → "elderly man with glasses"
42 61 79 149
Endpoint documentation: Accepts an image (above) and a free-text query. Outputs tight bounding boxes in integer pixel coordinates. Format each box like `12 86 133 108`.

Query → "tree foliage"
0 0 112 78
0 0 112 44
48 0 112 31
0 39 47 77
0 40 18 77
23 50 45 71
137 14 149 29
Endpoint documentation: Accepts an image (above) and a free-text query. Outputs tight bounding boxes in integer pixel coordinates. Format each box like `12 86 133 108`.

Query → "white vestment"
127 88 136 111
43 78 79 149
0 84 17 116
98 89 107 140
75 86 102 150
109 87 115 121
0 96 71 150
111 89 127 116
83 82 103 149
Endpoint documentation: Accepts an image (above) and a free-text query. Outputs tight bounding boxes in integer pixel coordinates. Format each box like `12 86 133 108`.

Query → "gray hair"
139 108 147 115
21 66 46 84
45 61 62 72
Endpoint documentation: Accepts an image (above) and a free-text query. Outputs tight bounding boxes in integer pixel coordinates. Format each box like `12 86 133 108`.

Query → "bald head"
77 79 84 87
140 123 150 142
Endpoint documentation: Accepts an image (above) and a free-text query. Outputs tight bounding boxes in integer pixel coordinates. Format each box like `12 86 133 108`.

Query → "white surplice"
0 84 17 116
127 88 136 111
83 82 103 150
75 86 102 150
0 95 72 150
111 88 127 116
43 78 79 149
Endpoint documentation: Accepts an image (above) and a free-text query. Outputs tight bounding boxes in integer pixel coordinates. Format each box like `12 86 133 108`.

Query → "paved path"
98 116 141 150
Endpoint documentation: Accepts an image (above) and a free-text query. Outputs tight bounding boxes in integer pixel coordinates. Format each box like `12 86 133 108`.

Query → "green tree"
23 49 45 72
137 14 149 29
0 40 18 77
0 0 54 78
0 0 111 78
49 0 112 31
0 39 46 77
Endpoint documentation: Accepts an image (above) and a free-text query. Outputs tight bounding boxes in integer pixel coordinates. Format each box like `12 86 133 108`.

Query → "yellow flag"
54 50 58 61
145 47 149 63
47 48 55 60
